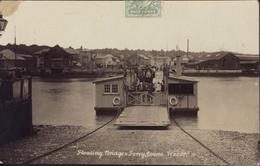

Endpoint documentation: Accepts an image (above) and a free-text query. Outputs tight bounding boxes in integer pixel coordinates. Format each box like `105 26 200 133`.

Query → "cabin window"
168 83 194 95
112 84 119 93
104 84 119 94
104 84 111 93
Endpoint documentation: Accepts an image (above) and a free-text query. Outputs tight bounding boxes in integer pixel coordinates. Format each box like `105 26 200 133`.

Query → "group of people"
154 80 165 93
125 65 166 94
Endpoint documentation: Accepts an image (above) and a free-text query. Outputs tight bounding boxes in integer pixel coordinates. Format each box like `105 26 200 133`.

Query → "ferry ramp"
114 105 170 127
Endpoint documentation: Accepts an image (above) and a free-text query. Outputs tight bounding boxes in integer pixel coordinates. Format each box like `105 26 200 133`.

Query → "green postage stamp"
125 0 161 17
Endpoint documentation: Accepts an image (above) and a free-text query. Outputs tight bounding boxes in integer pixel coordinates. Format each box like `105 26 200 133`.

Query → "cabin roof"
93 75 124 84
168 75 198 83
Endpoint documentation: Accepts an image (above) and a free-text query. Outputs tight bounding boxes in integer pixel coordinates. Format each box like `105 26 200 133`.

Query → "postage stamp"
125 0 161 17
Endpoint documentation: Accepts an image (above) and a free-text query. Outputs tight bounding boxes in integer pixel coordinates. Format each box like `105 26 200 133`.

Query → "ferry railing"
126 91 166 106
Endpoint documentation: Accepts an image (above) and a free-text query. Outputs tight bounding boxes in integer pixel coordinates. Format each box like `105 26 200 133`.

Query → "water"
32 76 259 133
197 77 259 133
32 77 111 128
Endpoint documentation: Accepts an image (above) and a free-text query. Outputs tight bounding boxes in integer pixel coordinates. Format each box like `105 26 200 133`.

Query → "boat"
93 54 199 127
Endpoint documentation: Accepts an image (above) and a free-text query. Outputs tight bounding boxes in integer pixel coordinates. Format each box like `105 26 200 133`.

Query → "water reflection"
32 76 259 133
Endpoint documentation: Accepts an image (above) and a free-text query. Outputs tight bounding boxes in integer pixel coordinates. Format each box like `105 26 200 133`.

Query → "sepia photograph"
0 0 259 165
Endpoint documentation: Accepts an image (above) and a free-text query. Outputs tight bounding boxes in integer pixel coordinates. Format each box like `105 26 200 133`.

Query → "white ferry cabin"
93 75 125 113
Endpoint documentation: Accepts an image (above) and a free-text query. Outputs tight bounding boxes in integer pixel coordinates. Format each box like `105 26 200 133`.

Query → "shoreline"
32 124 260 135
0 124 259 165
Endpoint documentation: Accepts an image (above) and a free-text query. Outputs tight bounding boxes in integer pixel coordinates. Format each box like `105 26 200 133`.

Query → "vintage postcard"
0 0 259 165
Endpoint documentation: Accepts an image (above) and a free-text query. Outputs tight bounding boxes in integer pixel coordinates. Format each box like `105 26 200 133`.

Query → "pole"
187 39 189 58
14 26 17 70
175 45 182 76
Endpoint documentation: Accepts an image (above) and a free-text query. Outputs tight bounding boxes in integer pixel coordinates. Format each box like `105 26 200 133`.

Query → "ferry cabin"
93 75 125 112
167 75 199 113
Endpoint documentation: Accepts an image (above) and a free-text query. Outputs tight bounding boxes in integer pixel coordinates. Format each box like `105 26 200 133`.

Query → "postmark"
125 0 161 17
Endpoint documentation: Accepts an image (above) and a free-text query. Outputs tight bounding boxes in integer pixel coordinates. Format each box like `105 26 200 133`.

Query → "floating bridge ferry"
93 55 199 128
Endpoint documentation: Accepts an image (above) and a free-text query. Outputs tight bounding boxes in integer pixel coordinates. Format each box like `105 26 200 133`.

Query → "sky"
0 1 259 54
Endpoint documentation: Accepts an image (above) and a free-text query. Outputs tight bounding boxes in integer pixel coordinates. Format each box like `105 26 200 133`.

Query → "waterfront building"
80 51 94 69
34 48 50 69
35 45 73 74
237 54 259 71
125 53 151 67
0 49 25 70
65 47 82 67
150 56 171 69
186 52 240 70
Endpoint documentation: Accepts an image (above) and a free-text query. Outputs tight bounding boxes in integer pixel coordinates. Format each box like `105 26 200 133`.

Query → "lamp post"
0 11 8 73
0 12 8 33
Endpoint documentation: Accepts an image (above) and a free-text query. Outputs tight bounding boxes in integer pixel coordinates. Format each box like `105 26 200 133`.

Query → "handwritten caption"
77 149 190 159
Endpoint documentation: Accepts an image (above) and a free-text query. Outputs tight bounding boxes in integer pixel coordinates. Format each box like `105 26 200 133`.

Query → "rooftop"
168 74 198 83
34 48 50 55
92 75 124 83
0 49 25 60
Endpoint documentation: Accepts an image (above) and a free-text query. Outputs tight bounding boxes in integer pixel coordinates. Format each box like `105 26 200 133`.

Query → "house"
186 52 240 70
34 48 50 69
236 54 259 71
16 53 36 72
94 54 121 69
105 54 121 68
151 56 170 69
65 47 81 66
79 50 94 69
0 49 25 70
125 53 151 67
36 45 73 74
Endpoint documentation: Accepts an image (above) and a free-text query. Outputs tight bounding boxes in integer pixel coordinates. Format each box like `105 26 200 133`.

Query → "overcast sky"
0 1 258 54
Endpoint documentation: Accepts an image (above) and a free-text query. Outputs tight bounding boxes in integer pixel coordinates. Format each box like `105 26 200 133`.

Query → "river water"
32 76 259 133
